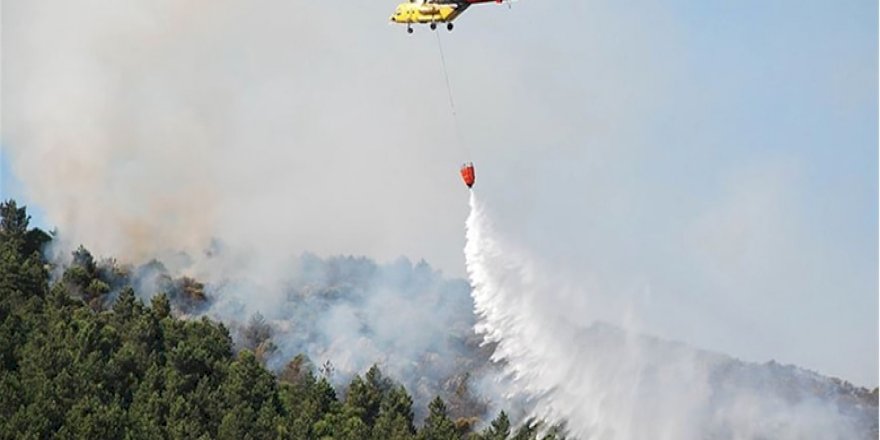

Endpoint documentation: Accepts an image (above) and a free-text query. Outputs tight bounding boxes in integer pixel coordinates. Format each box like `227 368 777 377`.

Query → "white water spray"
464 192 873 439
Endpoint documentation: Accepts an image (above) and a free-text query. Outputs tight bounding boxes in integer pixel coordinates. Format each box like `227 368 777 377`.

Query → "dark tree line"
0 200 564 440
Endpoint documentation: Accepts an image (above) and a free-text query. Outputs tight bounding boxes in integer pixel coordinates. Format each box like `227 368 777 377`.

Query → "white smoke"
464 191 874 439
1 0 474 277
154 250 499 420
2 1 875 428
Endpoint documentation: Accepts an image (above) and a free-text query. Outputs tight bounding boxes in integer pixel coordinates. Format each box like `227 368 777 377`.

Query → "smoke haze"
2 0 473 275
2 0 876 415
464 192 876 438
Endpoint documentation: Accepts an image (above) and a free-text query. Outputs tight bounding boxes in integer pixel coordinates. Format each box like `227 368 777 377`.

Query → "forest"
0 199 565 440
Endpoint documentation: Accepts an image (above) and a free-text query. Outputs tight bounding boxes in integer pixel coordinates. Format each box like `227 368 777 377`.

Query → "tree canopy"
0 199 565 440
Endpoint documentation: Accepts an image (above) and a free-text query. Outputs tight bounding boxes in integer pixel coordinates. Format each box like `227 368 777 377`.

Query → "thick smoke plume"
2 0 472 276
3 0 875 433
74 246 501 421
464 192 876 439
3 1 501 411
204 253 501 420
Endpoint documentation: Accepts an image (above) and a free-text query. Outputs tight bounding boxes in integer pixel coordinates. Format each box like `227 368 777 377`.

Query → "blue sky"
449 0 878 386
0 148 49 229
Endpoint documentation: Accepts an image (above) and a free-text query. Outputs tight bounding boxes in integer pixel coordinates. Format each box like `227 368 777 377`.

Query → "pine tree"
151 292 172 320
0 200 29 247
482 411 510 440
419 396 458 440
220 350 280 439
372 384 415 440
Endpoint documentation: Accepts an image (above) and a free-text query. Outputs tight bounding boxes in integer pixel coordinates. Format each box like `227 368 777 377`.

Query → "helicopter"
390 0 503 33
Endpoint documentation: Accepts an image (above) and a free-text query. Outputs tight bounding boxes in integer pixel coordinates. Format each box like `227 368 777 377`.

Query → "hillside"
0 200 552 440
1 199 876 439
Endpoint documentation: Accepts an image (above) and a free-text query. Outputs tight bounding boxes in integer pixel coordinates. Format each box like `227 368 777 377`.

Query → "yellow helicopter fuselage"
390 1 464 24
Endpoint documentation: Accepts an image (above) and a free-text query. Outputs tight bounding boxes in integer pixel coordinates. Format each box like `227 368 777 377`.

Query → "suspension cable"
435 31 467 155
